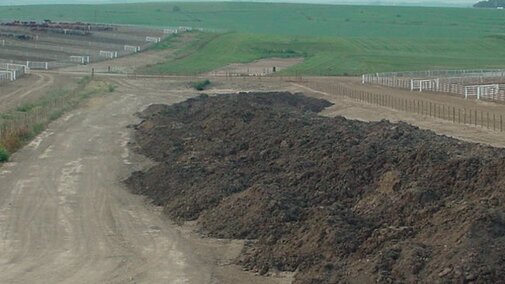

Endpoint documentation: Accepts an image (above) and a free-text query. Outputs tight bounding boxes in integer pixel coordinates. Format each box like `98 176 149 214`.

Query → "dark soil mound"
126 92 505 283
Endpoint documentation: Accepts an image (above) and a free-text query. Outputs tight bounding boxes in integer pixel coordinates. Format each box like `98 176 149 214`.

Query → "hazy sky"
0 0 480 7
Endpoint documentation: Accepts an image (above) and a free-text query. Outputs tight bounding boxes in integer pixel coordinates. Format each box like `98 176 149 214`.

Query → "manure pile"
126 92 505 283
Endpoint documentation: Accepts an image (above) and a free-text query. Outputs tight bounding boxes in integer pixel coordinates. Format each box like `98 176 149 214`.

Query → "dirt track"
59 32 195 75
0 87 208 283
288 78 505 148
0 77 293 284
0 72 69 112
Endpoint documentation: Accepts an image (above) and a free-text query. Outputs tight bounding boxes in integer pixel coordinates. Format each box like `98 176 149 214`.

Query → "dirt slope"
127 92 505 283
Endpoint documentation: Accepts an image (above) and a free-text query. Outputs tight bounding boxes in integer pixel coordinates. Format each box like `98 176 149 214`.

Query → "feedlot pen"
362 69 505 102
0 21 172 79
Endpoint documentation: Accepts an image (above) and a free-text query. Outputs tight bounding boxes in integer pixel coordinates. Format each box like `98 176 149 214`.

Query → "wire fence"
362 69 505 102
304 79 505 132
0 62 26 82
365 69 505 79
0 24 172 77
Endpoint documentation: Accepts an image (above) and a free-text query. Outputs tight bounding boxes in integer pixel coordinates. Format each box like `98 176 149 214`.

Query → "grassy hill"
474 0 505 8
144 32 505 75
2 2 504 38
2 2 505 75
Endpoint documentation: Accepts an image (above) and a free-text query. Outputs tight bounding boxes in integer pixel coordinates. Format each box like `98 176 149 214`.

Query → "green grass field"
2 2 505 75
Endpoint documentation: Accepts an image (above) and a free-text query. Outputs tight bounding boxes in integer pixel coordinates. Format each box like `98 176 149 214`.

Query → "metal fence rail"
362 69 505 102
304 79 505 132
0 62 27 81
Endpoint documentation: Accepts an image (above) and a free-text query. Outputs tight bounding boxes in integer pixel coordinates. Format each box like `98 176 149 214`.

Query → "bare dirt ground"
0 75 293 284
0 24 161 64
335 76 505 114
60 33 195 75
58 50 170 74
207 58 303 76
0 72 75 113
287 77 505 148
1 40 505 282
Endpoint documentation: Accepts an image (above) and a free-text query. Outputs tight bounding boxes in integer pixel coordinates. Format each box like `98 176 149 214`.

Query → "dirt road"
0 77 291 284
0 88 209 283
287 78 505 148
0 73 69 112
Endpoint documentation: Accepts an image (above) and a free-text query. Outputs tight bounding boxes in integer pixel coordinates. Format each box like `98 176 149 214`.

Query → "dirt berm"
126 92 505 283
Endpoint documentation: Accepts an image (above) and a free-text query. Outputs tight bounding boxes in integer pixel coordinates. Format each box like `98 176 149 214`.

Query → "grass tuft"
191 79 211 91
16 103 35 113
0 78 112 155
0 145 9 163
108 84 117 92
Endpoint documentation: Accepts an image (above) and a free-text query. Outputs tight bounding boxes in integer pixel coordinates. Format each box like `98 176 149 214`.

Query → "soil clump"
126 92 505 283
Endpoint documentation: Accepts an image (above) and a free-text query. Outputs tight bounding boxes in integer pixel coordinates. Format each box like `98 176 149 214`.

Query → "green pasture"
2 2 505 75
145 32 505 75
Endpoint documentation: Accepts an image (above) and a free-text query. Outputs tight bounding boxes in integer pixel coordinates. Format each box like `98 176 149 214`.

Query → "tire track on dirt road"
19 73 55 99
1 73 54 101
0 87 213 283
0 78 290 284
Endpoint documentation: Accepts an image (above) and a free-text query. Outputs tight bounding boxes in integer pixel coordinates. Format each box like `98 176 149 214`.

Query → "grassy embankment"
2 3 505 75
0 78 115 162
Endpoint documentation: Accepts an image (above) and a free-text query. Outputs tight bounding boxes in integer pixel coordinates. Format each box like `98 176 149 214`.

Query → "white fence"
411 79 440 92
26 61 49 70
464 84 503 100
363 69 505 81
69 56 90 65
145 36 161 43
161 25 225 34
0 70 15 81
0 63 28 81
0 58 75 71
362 69 505 102
124 45 140 53
0 63 28 74
163 28 178 34
177 26 193 32
99 50 118 59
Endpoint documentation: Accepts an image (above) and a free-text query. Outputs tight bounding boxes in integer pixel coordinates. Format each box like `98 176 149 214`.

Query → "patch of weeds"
0 78 113 155
151 33 180 50
191 79 211 91
108 84 117 92
78 76 92 85
0 113 13 120
17 127 35 142
32 123 45 136
0 145 9 163
49 110 64 121
16 103 35 112
79 90 94 100
253 47 306 58
486 34 505 41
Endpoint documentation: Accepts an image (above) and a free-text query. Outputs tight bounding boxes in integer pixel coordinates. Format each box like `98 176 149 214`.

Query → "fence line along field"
362 69 505 102
301 77 505 132
0 20 183 82
0 62 28 81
